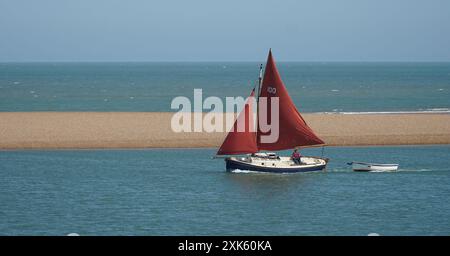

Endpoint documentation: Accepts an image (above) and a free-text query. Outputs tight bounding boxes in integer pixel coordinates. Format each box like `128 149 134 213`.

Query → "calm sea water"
1 146 449 235
1 62 449 113
1 63 449 235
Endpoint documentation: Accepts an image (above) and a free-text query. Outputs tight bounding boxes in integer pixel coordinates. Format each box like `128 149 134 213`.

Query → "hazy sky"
1 0 449 61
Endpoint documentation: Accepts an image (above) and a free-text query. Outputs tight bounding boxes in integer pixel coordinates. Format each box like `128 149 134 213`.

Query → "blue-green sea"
1 62 449 113
1 146 449 235
1 62 449 235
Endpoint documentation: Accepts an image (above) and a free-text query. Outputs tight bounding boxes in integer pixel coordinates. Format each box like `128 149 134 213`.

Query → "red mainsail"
257 50 324 150
216 89 258 155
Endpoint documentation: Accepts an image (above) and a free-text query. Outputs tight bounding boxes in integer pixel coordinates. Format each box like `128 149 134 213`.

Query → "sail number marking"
267 86 277 95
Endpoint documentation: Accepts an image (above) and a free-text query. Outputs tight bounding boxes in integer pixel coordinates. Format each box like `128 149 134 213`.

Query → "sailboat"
216 49 328 173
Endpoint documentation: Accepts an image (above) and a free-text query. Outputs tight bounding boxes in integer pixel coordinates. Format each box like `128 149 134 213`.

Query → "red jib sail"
217 89 258 155
257 50 324 150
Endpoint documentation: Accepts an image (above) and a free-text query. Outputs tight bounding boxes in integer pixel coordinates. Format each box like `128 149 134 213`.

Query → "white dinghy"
348 162 399 172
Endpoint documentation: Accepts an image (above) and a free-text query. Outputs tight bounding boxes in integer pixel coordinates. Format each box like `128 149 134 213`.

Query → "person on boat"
291 149 302 165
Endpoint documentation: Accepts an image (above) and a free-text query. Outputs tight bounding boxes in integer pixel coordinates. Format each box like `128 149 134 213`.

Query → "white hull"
351 162 399 172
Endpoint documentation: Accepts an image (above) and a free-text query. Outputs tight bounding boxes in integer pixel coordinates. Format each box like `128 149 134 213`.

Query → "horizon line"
2 60 450 63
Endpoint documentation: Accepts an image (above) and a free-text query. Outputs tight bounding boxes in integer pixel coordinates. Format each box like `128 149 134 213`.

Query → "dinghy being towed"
215 50 328 173
349 162 399 172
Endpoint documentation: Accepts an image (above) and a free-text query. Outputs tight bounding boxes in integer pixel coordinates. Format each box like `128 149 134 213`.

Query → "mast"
255 63 263 146
257 63 263 100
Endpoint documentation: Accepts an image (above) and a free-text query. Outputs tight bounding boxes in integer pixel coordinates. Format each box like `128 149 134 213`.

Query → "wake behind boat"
215 50 328 173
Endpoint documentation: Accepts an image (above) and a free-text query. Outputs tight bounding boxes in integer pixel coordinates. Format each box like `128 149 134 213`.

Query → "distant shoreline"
317 109 450 115
1 112 449 150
